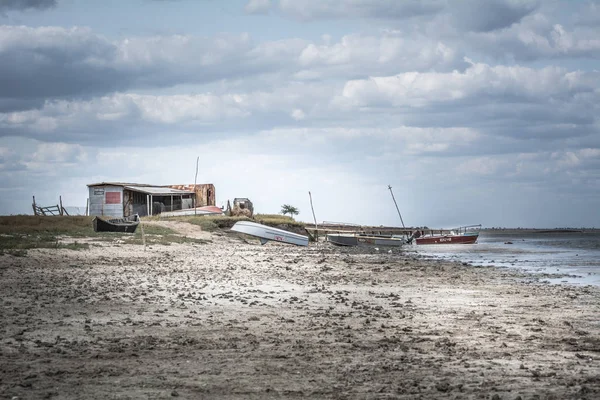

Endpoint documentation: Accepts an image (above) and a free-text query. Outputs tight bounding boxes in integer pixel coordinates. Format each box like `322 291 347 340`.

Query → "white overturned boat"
231 221 309 247
326 233 406 247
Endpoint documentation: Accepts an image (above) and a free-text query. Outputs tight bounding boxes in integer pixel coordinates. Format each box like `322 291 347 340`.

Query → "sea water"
408 231 600 286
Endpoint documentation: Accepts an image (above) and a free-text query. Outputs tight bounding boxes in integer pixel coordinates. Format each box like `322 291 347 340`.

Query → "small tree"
280 204 299 218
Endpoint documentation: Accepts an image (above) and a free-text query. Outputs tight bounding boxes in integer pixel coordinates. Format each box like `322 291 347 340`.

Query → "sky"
0 0 599 228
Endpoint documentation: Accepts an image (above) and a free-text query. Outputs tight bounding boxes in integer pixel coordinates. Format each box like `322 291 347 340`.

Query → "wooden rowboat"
93 214 140 233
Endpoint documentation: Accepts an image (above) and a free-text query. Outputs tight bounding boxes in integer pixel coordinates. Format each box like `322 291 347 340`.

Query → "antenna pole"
308 191 318 241
388 185 405 228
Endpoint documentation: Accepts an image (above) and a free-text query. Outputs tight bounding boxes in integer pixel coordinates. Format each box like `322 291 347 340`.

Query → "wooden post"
59 196 64 216
140 220 146 251
308 191 318 241
32 196 36 215
85 198 89 216
194 156 199 215
146 195 150 217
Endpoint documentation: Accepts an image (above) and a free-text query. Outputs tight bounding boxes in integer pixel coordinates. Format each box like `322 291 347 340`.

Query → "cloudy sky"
1 0 599 228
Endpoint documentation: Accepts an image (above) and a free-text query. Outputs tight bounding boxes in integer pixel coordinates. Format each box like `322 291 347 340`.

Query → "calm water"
407 231 600 286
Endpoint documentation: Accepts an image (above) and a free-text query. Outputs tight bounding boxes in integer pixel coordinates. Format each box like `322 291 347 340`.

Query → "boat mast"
387 185 405 229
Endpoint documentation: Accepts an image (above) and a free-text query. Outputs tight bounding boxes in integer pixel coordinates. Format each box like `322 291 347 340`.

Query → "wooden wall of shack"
167 184 215 207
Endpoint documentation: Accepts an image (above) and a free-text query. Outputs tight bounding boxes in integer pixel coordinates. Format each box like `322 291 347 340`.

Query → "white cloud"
291 109 306 120
31 142 87 164
244 0 271 14
456 157 507 176
297 32 466 78
337 62 600 108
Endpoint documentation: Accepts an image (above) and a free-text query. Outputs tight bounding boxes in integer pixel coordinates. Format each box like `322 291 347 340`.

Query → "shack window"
105 192 121 204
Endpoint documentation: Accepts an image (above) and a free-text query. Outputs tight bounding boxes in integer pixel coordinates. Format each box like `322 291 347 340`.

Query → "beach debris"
228 198 254 217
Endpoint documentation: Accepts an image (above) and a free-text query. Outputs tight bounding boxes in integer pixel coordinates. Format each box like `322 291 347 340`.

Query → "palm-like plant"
280 204 299 218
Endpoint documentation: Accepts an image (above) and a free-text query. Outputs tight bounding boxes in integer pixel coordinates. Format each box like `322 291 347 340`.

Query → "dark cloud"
0 26 130 104
449 0 538 32
0 0 56 12
270 0 537 32
462 22 600 62
0 98 44 113
275 0 444 21
0 26 297 111
0 26 469 113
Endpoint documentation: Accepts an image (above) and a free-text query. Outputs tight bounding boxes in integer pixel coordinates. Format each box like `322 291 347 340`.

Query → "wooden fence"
32 196 70 216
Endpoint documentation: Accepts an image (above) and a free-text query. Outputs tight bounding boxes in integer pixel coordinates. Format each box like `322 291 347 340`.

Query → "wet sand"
1 222 600 399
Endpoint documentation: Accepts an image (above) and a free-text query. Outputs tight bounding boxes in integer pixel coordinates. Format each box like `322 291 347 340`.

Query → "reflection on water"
407 231 600 286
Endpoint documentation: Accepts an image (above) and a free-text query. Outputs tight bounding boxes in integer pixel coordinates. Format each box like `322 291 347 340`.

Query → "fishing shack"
87 182 216 217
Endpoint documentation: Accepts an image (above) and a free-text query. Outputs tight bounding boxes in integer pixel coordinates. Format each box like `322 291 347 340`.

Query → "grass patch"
0 215 95 236
0 214 305 250
254 214 305 228
167 214 307 231
0 215 132 252
156 214 308 238
0 232 90 255
166 215 252 231
139 224 176 236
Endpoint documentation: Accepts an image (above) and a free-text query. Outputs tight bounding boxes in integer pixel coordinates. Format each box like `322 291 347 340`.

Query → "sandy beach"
1 221 599 399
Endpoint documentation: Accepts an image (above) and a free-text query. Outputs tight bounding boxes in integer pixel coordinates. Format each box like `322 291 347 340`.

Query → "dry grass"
0 213 305 252
158 213 307 233
254 213 305 227
154 214 306 229
0 215 209 253
151 215 251 231
0 216 95 254
0 215 95 235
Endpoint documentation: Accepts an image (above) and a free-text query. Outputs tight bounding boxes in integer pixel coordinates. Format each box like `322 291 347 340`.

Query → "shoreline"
1 225 600 399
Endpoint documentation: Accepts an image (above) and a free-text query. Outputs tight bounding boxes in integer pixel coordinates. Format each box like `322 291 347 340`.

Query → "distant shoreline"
481 228 599 233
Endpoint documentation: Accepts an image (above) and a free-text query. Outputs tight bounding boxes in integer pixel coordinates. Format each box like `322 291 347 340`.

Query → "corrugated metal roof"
124 186 194 195
87 182 151 187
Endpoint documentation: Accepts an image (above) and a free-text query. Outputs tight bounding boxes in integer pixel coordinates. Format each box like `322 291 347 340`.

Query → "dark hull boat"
415 234 478 245
327 233 406 247
413 224 480 245
93 214 140 233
